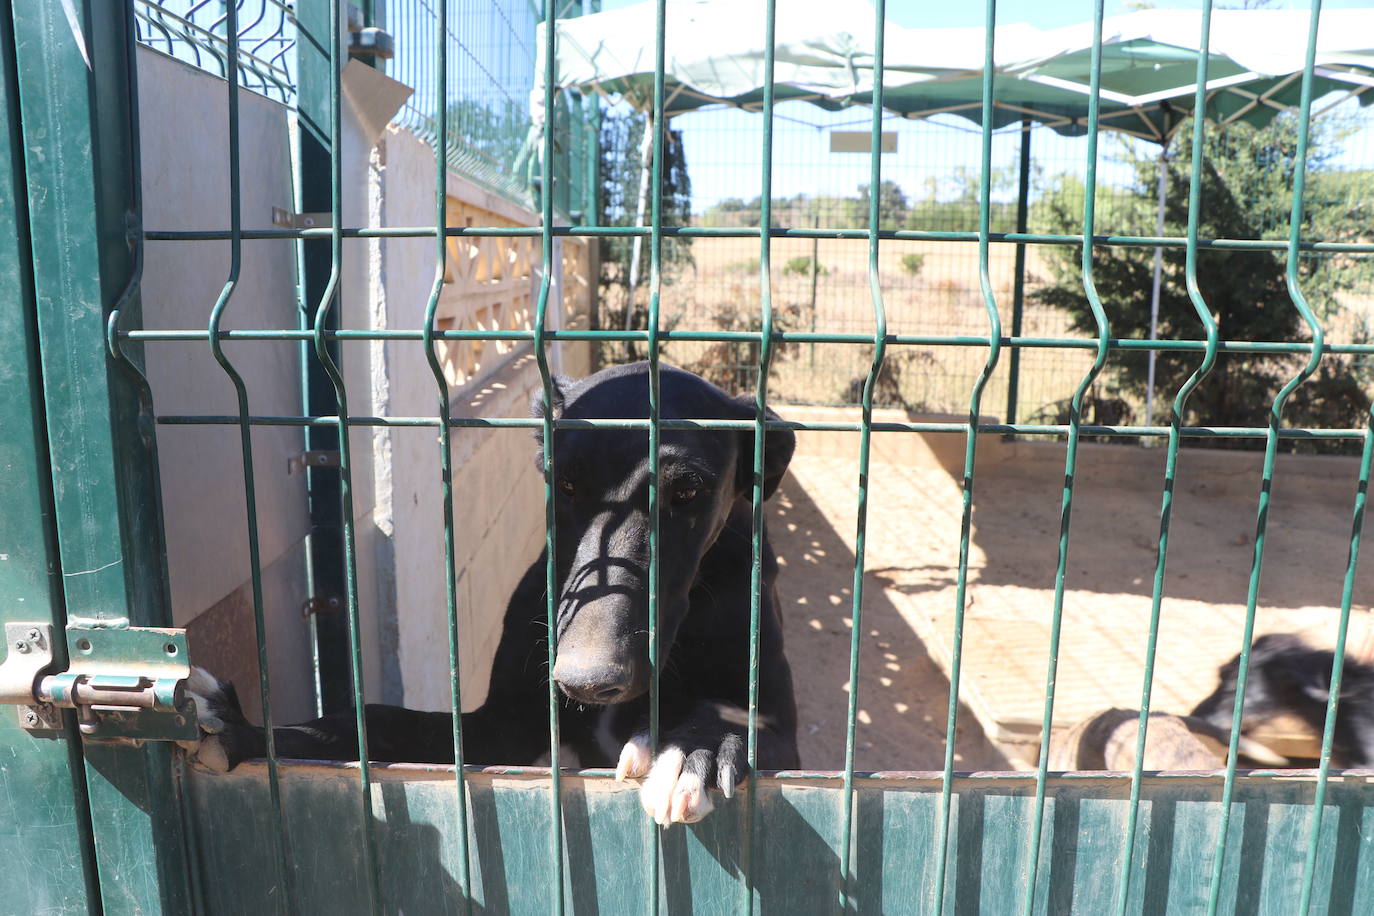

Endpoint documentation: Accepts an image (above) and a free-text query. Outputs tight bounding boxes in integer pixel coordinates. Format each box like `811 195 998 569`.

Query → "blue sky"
591 0 1374 210
600 0 1374 31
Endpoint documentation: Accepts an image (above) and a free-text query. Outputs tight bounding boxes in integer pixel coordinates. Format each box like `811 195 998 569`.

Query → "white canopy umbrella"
533 2 1374 418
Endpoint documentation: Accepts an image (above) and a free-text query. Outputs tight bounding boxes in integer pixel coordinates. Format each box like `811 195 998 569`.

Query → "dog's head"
531 362 794 705
1191 633 1337 731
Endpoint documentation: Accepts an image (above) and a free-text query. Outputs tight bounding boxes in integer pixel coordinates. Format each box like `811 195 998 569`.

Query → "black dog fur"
1191 632 1374 767
195 362 801 816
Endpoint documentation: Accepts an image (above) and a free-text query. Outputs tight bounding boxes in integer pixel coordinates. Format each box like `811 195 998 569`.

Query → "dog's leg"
183 666 258 772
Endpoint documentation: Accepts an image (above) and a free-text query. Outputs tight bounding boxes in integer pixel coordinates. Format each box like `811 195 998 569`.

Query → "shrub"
782 256 826 276
899 252 926 276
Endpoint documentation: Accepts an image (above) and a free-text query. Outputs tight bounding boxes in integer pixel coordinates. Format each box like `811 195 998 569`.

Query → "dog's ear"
531 375 573 469
731 396 795 501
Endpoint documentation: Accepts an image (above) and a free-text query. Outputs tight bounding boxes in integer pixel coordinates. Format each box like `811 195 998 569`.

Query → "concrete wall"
369 126 592 711
138 46 592 720
138 48 316 722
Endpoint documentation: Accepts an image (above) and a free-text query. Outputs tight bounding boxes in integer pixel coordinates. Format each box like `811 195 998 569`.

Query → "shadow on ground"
767 477 1010 772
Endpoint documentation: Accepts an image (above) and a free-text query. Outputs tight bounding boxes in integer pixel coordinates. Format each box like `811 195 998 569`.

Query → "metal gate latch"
0 622 197 741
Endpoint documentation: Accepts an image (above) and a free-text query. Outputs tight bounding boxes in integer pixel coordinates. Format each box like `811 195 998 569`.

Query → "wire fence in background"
389 0 594 214
129 2 1374 448
602 95 1374 434
133 0 295 103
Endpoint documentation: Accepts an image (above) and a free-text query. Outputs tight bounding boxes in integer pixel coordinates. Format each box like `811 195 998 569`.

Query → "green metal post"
741 2 779 912
1022 1 1113 910
1004 118 1031 431
419 4 476 913
0 2 101 909
10 2 195 911
297 0 354 716
1205 4 1327 912
1115 6 1221 912
536 0 565 911
299 0 385 910
1299 419 1374 912
933 1 1004 910
205 3 295 910
646 0 668 910
839 0 889 909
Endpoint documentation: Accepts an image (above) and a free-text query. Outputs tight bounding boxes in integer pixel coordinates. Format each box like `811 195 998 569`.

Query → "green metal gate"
4 1 1374 913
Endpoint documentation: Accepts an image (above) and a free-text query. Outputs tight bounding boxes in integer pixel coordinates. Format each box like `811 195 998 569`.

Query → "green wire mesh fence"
68 0 1374 912
388 0 595 213
133 0 295 102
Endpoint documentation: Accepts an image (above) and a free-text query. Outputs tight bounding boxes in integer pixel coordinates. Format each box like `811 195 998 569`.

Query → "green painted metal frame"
204 3 297 911
5 0 1372 912
643 0 667 908
0 2 101 908
7 2 196 912
297 0 356 718
1206 5 1329 913
181 763 1374 914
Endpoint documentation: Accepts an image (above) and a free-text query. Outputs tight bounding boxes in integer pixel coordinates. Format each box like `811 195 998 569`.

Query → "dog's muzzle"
551 653 640 705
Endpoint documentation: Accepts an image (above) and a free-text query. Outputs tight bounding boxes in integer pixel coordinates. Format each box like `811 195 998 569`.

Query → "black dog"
192 362 801 824
1191 633 1374 767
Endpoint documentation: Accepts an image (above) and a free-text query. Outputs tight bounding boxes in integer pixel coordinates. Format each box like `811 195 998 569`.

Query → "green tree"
856 180 910 230
596 109 694 359
1033 113 1372 451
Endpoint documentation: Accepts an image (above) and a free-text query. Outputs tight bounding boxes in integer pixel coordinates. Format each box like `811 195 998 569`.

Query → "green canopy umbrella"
537 3 1374 139
533 2 1374 418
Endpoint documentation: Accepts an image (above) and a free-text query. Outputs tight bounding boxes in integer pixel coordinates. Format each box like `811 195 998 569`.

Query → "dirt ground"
768 469 1013 772
650 236 1084 416
769 415 1374 772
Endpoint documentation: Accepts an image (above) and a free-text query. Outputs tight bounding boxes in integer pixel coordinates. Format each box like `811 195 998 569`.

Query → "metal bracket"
271 206 331 230
0 621 196 741
288 450 341 474
349 28 395 60
346 3 395 59
0 623 58 731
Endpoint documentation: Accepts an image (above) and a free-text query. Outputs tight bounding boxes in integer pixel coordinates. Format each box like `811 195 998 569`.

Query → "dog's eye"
671 487 700 506
556 478 575 498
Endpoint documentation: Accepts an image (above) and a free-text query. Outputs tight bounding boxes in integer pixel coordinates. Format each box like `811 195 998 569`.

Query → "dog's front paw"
616 731 745 826
180 667 243 773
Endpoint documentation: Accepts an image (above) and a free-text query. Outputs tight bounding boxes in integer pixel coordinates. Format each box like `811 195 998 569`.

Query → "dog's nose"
552 656 636 705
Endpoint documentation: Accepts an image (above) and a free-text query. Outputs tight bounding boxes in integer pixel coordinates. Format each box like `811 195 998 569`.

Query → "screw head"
21 711 38 726
26 628 41 643
14 640 29 654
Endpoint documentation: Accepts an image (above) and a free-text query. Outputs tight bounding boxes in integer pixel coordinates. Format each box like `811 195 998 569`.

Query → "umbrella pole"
1004 118 1032 435
626 109 655 344
1146 145 1168 432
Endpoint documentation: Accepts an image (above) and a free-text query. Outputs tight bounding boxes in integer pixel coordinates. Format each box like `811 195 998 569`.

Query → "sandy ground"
768 471 1012 771
769 421 1374 772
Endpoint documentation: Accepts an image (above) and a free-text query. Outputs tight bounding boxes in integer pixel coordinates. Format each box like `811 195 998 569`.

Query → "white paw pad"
639 748 715 826
615 734 652 781
191 734 231 773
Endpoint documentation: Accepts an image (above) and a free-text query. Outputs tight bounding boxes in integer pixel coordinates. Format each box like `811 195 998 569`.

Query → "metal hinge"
0 622 197 742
